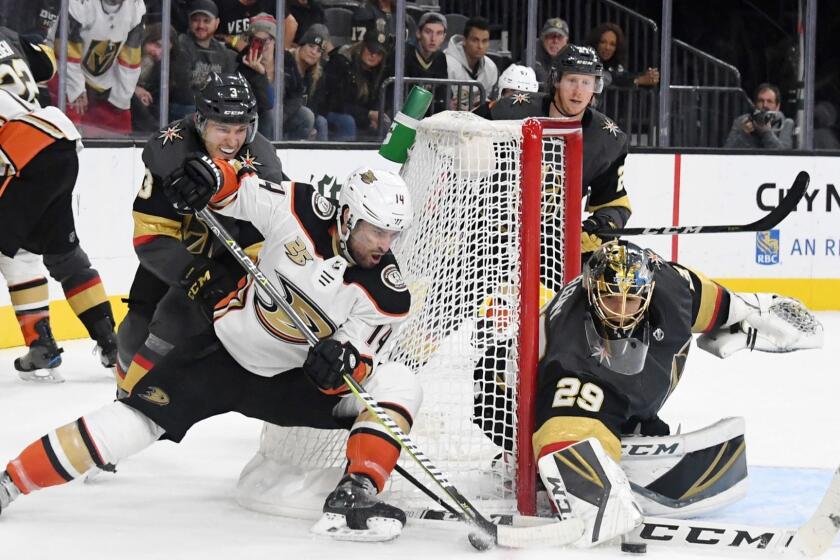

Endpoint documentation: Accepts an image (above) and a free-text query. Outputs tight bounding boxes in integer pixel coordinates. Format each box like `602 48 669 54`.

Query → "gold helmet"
582 241 658 375
583 240 656 336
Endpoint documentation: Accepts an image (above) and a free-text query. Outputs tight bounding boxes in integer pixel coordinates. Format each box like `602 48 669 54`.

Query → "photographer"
724 83 794 149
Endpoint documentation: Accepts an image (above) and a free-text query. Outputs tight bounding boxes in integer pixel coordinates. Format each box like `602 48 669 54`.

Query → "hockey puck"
620 542 647 554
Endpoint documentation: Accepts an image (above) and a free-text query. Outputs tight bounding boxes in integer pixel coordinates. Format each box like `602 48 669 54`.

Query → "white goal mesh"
237 111 582 517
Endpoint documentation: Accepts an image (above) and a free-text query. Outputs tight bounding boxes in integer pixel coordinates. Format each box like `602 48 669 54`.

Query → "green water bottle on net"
379 85 433 164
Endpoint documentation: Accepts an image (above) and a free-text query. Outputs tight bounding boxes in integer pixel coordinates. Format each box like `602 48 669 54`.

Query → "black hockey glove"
303 339 361 393
581 213 617 254
179 256 238 318
163 153 222 214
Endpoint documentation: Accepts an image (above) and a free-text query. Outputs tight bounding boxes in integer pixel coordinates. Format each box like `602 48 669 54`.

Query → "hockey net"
236 111 582 517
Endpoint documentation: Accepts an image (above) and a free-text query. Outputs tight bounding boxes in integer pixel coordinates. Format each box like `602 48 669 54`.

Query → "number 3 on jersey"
552 377 604 412
0 58 38 104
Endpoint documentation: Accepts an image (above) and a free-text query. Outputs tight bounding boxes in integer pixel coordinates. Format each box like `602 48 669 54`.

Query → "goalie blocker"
527 241 823 546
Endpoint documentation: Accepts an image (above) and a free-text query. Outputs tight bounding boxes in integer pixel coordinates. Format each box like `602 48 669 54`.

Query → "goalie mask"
582 240 656 375
194 73 259 144
337 168 413 264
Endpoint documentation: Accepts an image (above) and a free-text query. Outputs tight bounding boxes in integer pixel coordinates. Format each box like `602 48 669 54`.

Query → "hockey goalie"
477 239 823 547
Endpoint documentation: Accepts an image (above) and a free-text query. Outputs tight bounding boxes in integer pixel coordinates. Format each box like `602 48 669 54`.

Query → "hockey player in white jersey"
0 160 422 542
65 0 145 136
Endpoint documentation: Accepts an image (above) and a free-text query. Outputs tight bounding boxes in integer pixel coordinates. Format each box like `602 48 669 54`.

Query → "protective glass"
584 314 650 375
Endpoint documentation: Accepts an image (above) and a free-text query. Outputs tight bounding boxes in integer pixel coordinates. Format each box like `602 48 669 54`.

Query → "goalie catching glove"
163 153 223 213
303 338 363 393
698 293 824 359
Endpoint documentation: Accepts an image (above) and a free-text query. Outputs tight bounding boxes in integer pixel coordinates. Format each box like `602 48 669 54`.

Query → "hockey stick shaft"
198 209 582 548
599 170 809 237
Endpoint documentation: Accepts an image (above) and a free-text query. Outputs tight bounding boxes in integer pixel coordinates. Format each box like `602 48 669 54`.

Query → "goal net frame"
236 113 583 518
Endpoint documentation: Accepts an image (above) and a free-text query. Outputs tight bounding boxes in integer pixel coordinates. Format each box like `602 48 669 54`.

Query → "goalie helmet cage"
238 112 582 517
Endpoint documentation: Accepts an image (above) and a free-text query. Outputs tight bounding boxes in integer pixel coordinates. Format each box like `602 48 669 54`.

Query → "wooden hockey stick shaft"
197 208 583 550
599 170 809 237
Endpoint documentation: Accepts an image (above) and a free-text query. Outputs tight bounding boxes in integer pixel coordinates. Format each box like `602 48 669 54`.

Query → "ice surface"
1 314 839 559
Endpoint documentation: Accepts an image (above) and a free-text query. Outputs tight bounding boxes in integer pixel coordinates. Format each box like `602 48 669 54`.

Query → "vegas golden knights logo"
359 170 377 184
181 216 210 255
83 40 122 77
254 271 335 343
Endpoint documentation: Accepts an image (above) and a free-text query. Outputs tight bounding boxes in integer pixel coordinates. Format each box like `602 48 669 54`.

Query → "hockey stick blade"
628 464 840 556
600 170 809 237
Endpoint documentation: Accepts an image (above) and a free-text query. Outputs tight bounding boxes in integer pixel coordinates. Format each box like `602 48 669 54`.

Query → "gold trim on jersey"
688 267 724 332
533 416 621 462
587 194 632 213
244 242 263 261
132 211 182 240
680 439 746 499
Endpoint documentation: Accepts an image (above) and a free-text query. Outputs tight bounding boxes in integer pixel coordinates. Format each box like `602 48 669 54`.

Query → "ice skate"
311 474 406 542
0 471 21 515
14 318 64 383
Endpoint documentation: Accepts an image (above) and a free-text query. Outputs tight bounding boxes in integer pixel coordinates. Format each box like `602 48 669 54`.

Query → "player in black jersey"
495 240 821 547
475 45 631 272
116 72 285 394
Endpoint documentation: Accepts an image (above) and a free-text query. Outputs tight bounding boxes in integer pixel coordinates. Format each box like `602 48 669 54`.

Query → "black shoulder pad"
141 117 201 180
238 133 286 182
344 253 411 317
291 182 337 258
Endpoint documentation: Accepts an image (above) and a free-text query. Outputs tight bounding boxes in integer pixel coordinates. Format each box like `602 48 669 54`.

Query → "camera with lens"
750 109 782 128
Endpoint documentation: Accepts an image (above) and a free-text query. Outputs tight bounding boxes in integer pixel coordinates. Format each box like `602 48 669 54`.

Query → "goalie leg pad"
538 438 643 548
621 417 748 517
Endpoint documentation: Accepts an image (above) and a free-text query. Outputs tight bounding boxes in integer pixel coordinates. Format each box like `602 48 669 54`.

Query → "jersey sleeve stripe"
0 120 57 172
132 211 182 241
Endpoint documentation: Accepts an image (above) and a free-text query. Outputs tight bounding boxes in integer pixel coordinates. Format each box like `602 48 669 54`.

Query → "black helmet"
194 73 258 142
548 44 605 95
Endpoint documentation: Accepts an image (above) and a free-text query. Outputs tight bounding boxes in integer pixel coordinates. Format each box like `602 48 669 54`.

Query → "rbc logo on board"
756 230 780 265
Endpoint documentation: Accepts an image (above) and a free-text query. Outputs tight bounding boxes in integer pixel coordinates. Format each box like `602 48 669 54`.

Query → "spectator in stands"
289 0 325 45
0 0 58 40
170 0 237 120
528 17 569 91
814 101 840 150
64 0 146 137
322 27 390 141
132 23 179 134
351 0 416 46
216 0 298 50
586 22 659 88
288 24 330 140
404 12 448 112
237 13 280 138
445 16 498 110
724 83 794 150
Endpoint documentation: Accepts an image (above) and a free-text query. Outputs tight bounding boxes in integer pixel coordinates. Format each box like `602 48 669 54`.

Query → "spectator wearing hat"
288 24 330 139
216 0 298 50
288 0 325 45
236 13 283 137
444 16 498 110
169 0 237 120
525 17 569 92
132 22 180 133
322 26 390 141
403 11 448 113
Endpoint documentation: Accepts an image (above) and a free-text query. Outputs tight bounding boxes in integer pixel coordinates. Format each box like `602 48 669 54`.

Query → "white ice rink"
1 314 839 560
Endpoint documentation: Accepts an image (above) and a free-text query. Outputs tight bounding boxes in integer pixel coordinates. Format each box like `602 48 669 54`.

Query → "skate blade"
311 512 402 542
18 368 64 383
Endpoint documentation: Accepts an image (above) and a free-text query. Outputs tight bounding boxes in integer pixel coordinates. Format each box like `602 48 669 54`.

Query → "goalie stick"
599 170 809 237
396 458 840 557
196 208 584 551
